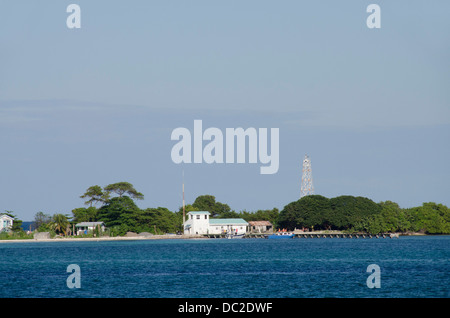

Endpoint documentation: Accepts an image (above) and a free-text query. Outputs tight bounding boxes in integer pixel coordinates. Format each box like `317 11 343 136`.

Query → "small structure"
209 218 248 235
0 214 13 232
183 211 248 235
184 211 211 235
138 232 153 237
75 222 105 235
34 232 51 240
248 221 273 233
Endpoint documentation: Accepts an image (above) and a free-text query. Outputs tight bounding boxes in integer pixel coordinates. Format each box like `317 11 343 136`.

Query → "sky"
1 1 449 221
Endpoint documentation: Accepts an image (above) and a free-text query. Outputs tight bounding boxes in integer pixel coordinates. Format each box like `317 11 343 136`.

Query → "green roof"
75 222 105 227
209 218 248 225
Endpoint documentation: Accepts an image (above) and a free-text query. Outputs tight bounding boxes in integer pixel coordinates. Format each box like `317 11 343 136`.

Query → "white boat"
226 233 245 239
225 225 245 239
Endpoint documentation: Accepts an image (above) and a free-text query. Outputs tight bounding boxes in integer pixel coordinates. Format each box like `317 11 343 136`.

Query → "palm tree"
51 214 70 236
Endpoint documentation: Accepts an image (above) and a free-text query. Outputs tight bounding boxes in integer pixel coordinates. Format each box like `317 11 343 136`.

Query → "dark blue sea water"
21 222 35 231
0 236 448 298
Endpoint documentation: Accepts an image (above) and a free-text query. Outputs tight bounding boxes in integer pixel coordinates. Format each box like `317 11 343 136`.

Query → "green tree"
329 195 381 231
278 195 331 230
377 201 405 232
239 208 280 228
104 182 144 200
218 211 241 219
177 204 199 214
396 209 412 233
192 195 216 213
97 196 140 230
72 206 98 222
80 185 110 207
138 207 179 234
33 211 52 230
366 214 385 234
51 214 70 236
408 202 450 234
192 195 231 217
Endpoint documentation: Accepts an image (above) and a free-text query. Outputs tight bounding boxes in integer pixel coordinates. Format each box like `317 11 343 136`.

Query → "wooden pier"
292 232 399 239
205 232 399 239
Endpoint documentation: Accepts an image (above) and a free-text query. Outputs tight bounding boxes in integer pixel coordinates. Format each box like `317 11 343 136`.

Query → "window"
196 215 200 219
205 215 207 219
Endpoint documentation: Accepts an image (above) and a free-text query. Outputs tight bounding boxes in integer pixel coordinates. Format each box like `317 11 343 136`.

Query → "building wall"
75 222 105 235
249 225 272 233
0 216 13 232
208 224 247 235
184 212 248 235
184 212 210 235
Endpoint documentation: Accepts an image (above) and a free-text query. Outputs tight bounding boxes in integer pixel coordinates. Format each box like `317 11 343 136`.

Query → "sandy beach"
0 234 206 243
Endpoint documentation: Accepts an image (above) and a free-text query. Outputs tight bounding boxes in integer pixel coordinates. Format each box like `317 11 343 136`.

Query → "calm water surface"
0 236 448 298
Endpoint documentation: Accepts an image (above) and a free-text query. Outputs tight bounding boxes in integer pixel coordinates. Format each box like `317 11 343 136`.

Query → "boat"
225 225 245 239
266 232 295 239
225 233 245 239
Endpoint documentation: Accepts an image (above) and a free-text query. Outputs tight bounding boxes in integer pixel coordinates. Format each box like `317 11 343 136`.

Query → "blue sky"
1 1 449 221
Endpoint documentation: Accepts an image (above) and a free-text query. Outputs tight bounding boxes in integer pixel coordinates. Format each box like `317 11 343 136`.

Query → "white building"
75 222 105 235
0 214 14 232
184 211 248 235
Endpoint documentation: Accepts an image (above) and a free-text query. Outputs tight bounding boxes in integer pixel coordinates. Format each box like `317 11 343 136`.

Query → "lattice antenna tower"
300 154 314 198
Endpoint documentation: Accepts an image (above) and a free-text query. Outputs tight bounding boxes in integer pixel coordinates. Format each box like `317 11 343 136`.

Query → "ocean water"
0 236 448 298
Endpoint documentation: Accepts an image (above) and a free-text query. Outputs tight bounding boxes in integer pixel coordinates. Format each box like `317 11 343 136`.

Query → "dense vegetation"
278 195 450 234
2 181 449 238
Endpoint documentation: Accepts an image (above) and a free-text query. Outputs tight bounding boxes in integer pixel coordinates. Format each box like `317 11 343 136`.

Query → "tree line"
277 195 450 234
28 182 281 237
4 181 448 238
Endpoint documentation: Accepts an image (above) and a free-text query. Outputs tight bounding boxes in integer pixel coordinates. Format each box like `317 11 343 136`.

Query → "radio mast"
182 170 186 233
300 154 314 198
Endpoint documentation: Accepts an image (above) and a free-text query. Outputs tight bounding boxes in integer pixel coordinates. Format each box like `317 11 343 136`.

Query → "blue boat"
266 232 295 239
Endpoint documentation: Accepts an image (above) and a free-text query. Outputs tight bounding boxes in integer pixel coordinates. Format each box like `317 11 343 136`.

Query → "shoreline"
0 234 206 243
0 232 436 243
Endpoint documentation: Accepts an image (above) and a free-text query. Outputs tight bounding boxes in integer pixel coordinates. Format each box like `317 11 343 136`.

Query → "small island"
1 181 449 242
